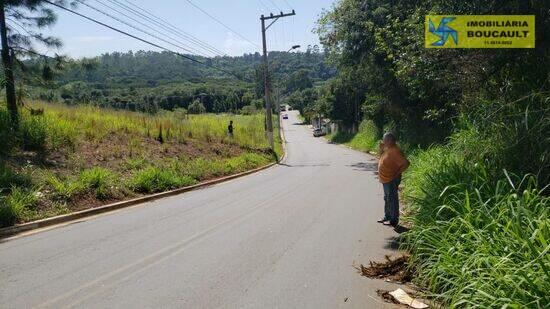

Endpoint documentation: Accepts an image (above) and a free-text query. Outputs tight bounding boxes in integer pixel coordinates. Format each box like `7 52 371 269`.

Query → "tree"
0 0 70 126
188 99 206 114
284 69 312 94
315 0 548 145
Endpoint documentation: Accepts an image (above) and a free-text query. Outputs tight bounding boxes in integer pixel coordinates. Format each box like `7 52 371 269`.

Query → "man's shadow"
348 162 378 172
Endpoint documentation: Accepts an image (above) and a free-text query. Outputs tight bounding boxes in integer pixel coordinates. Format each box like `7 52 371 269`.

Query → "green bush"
79 167 116 200
130 167 195 193
0 187 38 227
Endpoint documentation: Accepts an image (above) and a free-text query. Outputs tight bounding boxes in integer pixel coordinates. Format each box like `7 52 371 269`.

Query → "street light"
287 45 301 52
277 45 301 122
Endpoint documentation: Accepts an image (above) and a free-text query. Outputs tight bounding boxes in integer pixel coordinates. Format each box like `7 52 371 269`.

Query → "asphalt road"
0 111 402 308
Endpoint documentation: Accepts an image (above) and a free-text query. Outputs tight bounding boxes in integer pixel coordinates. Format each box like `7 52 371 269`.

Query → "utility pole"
261 10 295 150
0 3 17 127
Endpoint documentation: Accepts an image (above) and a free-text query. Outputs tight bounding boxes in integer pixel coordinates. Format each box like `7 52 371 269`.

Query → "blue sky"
38 0 336 58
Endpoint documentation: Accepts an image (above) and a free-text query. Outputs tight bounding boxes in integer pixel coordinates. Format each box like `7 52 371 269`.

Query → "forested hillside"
23 50 334 113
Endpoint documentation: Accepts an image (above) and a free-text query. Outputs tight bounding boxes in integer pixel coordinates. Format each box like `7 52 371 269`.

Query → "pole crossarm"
260 10 296 21
261 10 295 30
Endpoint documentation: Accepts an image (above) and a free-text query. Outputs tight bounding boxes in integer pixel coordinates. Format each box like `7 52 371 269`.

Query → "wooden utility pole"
0 3 17 127
261 10 295 150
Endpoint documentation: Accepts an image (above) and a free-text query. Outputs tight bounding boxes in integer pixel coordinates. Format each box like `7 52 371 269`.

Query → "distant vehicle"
282 114 289 119
313 128 325 137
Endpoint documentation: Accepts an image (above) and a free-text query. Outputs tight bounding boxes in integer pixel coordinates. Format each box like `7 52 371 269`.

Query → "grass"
327 120 380 154
323 106 549 306
34 102 270 151
0 102 279 227
130 167 196 193
0 187 38 227
79 167 117 200
401 145 550 307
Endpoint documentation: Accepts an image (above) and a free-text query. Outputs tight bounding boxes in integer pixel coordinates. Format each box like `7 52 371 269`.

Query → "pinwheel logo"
428 17 458 46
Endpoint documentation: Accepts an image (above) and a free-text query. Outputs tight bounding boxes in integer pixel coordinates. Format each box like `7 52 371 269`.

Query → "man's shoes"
377 218 389 223
382 221 393 226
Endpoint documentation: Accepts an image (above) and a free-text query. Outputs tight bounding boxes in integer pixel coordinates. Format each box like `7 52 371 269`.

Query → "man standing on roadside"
377 132 410 227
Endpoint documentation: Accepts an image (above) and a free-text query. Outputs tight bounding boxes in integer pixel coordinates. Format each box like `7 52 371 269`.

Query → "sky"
36 0 336 59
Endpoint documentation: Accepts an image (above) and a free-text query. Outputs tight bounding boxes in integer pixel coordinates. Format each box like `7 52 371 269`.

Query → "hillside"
23 50 334 113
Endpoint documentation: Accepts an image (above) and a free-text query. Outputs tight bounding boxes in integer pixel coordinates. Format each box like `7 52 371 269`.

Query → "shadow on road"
348 162 378 172
384 236 400 251
383 225 411 251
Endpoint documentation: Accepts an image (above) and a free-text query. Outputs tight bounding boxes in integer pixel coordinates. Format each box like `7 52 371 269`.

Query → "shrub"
130 167 195 193
79 167 116 200
0 187 38 227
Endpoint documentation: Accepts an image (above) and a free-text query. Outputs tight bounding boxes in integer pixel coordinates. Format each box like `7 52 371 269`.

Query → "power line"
266 0 282 11
92 0 212 57
282 0 293 10
183 0 260 49
257 0 270 11
76 0 200 55
42 0 243 79
112 0 226 57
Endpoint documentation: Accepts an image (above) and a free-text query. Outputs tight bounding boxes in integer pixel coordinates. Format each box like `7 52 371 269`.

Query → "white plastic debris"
388 288 428 309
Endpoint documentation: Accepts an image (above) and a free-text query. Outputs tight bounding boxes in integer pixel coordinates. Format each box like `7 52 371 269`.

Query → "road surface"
0 111 402 308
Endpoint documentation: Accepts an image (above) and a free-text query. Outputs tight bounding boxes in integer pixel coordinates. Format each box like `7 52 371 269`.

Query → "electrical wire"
92 0 211 57
113 0 226 57
257 0 270 11
76 0 199 55
266 0 282 12
282 0 293 10
183 0 260 49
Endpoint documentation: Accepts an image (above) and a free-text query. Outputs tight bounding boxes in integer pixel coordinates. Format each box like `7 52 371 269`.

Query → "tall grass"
0 164 31 192
402 146 550 307
29 102 270 151
130 167 196 193
328 120 380 153
132 152 269 193
0 102 277 226
79 167 117 200
0 187 38 227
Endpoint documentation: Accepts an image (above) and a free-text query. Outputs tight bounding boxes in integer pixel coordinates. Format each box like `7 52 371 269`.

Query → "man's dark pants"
382 175 401 226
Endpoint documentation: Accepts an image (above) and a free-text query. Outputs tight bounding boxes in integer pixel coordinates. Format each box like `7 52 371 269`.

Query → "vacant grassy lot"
0 102 280 227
